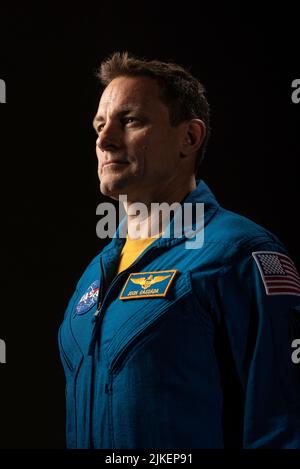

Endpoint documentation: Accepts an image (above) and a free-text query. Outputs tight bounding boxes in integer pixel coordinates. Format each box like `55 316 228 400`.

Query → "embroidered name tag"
119 270 178 300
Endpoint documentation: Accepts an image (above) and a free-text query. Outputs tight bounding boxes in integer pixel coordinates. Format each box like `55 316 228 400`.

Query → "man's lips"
102 160 129 168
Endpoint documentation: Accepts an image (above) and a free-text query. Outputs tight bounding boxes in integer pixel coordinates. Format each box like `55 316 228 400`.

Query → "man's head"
93 52 210 201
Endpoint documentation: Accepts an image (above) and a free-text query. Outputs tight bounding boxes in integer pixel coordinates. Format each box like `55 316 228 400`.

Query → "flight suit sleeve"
211 241 300 448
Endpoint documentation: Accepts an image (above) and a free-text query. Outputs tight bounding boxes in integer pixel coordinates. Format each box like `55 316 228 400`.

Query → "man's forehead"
98 76 160 111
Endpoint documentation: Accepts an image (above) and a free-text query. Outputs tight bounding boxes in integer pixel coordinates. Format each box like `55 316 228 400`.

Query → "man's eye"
95 124 105 133
123 117 138 125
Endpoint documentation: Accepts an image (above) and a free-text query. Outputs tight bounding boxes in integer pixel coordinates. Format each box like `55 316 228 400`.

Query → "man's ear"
180 119 206 157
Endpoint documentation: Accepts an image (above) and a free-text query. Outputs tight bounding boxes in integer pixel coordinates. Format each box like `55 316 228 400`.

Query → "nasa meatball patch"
75 280 100 314
252 251 300 296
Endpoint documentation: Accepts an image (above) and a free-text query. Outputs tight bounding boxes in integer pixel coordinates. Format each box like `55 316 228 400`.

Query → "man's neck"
124 177 196 239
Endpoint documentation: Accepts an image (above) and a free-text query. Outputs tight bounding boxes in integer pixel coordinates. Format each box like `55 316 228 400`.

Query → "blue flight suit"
58 180 300 448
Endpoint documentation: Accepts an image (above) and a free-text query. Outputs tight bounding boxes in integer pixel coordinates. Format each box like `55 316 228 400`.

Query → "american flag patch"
252 251 300 296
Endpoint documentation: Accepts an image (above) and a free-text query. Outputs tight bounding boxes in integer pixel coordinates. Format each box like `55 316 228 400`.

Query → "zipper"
104 383 112 394
93 256 105 319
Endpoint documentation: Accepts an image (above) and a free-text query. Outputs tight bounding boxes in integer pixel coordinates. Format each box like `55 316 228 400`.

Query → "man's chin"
100 176 132 199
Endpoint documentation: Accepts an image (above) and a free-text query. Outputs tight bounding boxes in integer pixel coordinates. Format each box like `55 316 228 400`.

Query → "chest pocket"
103 271 193 372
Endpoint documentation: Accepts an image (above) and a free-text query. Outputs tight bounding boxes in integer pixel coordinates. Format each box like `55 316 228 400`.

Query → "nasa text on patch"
75 280 100 314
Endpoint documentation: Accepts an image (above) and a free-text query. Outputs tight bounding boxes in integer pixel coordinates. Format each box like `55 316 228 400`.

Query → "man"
58 52 300 448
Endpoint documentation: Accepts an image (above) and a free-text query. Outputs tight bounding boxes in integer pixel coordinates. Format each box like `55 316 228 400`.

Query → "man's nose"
96 122 121 152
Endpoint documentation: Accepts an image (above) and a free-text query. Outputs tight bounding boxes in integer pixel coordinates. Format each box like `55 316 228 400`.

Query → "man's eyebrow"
92 105 143 129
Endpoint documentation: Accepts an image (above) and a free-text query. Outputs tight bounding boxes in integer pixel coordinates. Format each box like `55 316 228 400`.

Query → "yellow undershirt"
117 235 159 274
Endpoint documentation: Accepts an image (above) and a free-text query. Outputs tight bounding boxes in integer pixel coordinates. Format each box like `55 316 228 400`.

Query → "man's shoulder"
207 206 283 249
189 180 285 256
193 205 289 271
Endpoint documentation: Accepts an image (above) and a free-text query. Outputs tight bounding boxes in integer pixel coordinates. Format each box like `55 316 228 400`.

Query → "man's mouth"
102 159 129 168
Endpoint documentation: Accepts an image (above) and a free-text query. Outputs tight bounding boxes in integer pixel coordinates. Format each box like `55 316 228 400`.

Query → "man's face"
94 75 185 201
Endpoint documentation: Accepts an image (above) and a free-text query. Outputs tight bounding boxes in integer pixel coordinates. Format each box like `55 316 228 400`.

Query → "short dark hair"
97 52 210 174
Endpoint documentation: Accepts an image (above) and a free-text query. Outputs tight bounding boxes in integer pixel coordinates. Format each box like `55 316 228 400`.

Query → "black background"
0 2 299 450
